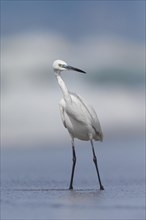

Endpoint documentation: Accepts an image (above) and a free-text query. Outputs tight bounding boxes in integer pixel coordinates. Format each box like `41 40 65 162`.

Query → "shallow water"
1 139 145 219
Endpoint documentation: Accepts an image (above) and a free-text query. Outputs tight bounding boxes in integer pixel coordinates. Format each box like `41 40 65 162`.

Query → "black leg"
90 140 104 190
69 139 76 190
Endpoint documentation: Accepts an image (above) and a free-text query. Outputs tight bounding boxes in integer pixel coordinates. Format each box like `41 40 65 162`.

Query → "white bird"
53 59 104 190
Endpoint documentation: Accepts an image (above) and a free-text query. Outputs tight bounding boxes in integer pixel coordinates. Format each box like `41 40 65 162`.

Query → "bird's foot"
100 185 104 190
69 185 73 190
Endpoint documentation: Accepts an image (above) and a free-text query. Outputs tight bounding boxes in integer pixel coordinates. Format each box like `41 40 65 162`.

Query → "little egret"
53 60 104 190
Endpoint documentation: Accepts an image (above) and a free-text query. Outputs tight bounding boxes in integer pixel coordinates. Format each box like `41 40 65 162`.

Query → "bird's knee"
93 156 97 163
73 157 76 163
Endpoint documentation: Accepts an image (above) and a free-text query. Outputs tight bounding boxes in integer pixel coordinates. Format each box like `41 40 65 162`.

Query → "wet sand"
1 139 145 219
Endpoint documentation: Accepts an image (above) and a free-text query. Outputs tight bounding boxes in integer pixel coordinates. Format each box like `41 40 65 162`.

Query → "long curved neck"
56 73 71 102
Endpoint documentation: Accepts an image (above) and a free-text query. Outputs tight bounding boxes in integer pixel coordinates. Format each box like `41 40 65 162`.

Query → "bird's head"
53 60 86 74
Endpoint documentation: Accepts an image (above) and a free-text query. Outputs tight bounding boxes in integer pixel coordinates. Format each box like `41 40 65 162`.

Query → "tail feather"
92 126 103 142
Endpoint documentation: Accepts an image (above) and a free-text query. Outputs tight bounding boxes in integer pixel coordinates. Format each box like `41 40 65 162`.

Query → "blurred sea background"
1 1 145 219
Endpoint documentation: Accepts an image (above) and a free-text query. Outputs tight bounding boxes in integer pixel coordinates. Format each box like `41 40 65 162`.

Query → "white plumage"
53 59 104 190
59 92 103 141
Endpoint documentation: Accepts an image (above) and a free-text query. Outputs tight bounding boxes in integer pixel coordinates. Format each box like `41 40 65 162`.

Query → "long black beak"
66 65 86 74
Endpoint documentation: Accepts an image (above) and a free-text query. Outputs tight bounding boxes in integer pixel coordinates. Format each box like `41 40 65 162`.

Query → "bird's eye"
59 64 63 67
